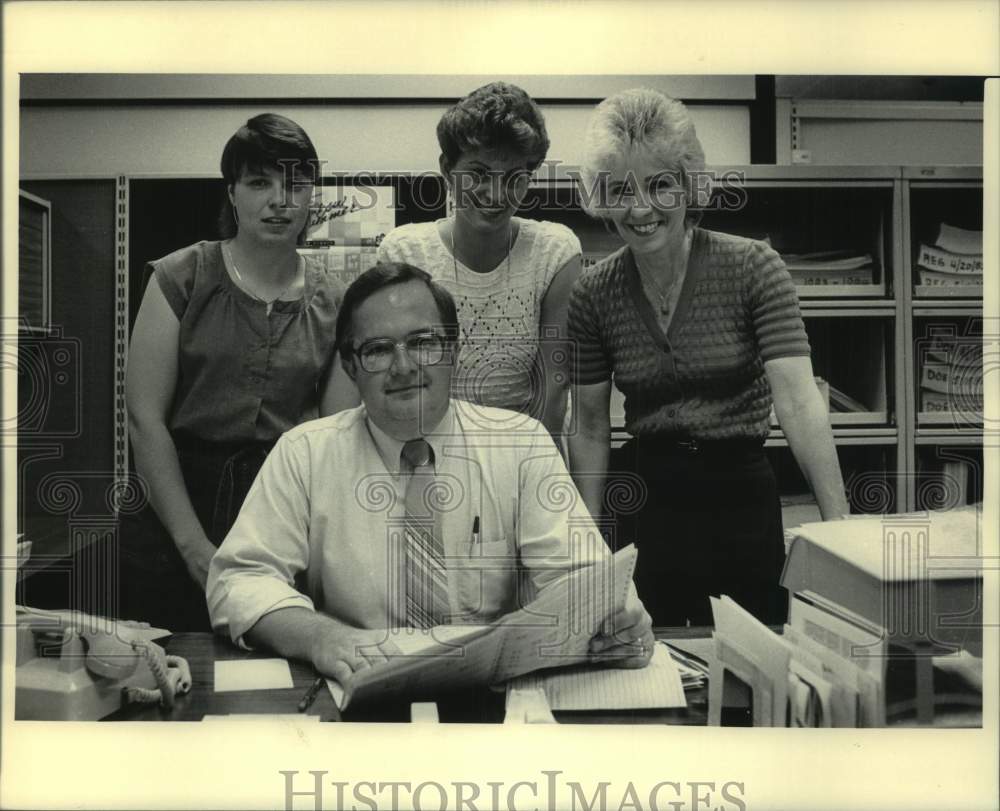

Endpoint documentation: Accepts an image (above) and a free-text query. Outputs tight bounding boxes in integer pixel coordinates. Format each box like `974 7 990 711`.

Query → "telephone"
15 606 192 721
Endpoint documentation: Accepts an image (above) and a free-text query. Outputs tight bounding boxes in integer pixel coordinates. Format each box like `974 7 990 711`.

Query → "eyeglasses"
353 331 448 373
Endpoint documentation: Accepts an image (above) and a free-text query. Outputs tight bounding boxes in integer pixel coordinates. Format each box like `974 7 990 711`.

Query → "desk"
106 629 714 724
106 629 980 726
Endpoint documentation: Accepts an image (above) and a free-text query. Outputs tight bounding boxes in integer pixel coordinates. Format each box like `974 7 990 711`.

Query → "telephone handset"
81 628 141 679
15 606 192 720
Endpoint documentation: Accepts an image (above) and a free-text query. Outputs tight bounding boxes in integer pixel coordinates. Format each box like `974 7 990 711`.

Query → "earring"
232 204 239 227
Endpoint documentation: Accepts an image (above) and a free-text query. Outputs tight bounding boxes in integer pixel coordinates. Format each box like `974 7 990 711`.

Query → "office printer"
781 508 982 723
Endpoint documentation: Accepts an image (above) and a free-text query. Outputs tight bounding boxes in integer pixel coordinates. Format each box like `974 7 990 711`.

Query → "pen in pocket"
471 515 481 545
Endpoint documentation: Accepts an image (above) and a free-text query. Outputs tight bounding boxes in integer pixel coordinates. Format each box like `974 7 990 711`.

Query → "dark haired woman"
121 113 357 630
377 82 581 438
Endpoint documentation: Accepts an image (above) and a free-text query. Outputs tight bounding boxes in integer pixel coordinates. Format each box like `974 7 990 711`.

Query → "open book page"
329 546 638 710
489 545 638 682
386 624 494 656
324 678 345 710
510 641 685 711
335 623 500 710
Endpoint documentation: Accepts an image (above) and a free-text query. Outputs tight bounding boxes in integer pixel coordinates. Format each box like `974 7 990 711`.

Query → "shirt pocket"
453 537 517 622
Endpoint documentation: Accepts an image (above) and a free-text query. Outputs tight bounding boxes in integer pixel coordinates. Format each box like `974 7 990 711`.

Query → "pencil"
297 676 325 713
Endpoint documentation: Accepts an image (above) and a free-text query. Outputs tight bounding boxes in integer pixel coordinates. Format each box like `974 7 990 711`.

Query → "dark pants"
118 439 272 632
607 437 787 627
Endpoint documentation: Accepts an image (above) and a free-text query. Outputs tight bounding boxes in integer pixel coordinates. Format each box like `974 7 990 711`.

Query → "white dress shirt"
207 400 610 646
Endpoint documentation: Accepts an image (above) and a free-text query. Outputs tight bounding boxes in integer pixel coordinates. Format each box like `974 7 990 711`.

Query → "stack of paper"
202 714 321 723
827 383 868 413
919 333 982 415
664 644 709 690
916 223 983 288
508 642 686 711
214 659 294 693
781 250 875 286
709 595 863 727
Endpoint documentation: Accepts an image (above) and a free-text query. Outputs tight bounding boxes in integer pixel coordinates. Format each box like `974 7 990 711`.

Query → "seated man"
207 262 653 687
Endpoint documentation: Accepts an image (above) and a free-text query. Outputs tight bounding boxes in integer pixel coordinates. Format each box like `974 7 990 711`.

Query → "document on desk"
710 595 796 727
783 624 871 727
510 641 685 710
202 714 321 722
489 544 637 682
214 659 294 692
332 546 638 711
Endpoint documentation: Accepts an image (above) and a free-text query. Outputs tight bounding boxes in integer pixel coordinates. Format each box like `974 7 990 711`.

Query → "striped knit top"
567 228 811 440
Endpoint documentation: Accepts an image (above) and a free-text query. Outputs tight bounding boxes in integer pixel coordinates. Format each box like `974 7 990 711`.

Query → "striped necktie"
401 438 450 628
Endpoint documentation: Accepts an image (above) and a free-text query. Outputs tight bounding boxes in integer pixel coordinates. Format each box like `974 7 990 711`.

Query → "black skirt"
117 438 273 631
606 435 786 627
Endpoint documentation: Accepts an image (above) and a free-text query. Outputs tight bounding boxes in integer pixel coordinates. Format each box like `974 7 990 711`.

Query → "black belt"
171 434 276 457
169 435 277 545
632 435 765 455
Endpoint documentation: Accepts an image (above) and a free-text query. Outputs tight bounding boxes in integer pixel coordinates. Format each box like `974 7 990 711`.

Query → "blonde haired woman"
567 89 847 626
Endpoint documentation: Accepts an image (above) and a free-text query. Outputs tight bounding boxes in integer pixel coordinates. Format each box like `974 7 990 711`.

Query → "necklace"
637 229 693 317
450 220 513 283
224 242 300 316
640 268 682 316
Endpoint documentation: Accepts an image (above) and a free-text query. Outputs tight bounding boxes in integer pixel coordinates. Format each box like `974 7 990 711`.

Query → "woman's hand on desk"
588 588 655 669
308 625 401 685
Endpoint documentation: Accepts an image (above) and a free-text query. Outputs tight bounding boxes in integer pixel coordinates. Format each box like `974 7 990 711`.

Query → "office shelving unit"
902 166 984 512
521 164 985 516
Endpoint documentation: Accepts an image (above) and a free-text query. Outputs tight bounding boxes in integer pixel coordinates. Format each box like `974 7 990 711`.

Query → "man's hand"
308 625 402 686
588 586 654 669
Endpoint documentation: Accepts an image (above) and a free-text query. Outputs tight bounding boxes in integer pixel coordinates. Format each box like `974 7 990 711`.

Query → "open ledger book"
507 641 686 711
327 545 638 711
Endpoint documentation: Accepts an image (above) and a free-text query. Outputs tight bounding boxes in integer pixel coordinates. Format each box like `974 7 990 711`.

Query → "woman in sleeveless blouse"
121 114 358 630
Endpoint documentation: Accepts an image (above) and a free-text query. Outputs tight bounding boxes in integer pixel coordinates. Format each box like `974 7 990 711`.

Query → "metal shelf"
912 301 984 314
570 165 985 512
902 165 983 181
914 429 984 446
766 428 897 448
802 306 895 318
798 298 893 310
710 164 899 181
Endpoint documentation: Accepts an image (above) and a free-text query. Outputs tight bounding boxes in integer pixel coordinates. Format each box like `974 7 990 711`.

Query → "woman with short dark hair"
121 113 357 630
378 82 582 437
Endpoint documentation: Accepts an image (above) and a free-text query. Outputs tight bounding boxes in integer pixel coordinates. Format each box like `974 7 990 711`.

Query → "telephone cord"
122 641 192 709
